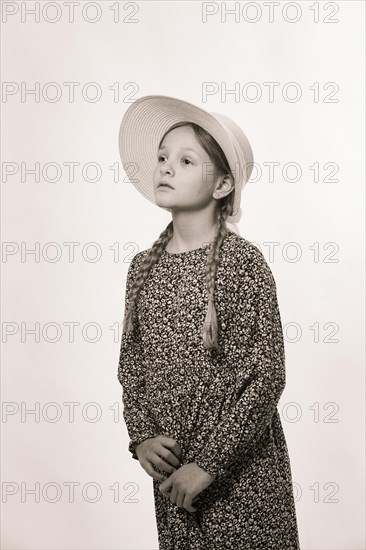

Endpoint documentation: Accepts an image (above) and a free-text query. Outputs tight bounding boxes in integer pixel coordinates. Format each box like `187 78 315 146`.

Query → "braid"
123 221 173 332
202 198 232 351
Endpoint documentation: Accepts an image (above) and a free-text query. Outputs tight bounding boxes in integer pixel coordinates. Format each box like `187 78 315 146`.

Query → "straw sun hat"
118 95 254 224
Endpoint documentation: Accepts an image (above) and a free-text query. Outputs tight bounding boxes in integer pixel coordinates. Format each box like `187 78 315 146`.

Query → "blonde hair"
123 121 236 352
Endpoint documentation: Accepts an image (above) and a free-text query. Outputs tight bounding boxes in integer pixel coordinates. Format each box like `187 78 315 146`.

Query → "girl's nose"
160 162 174 176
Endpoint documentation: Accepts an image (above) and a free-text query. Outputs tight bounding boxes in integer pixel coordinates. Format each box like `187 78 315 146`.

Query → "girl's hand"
135 435 182 481
159 462 217 513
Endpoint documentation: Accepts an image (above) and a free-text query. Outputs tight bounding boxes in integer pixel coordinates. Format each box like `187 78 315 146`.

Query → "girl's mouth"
158 183 174 189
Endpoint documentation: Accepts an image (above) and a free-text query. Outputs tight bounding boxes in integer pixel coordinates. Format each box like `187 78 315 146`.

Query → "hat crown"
209 112 254 182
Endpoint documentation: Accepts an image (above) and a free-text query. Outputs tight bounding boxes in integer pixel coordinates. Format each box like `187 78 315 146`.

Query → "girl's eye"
157 155 192 165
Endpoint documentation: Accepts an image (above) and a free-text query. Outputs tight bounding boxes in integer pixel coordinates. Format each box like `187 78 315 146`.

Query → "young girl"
117 95 300 549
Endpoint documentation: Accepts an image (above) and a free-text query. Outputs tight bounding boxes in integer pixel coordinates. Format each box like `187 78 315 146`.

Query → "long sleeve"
193 248 286 479
117 253 159 460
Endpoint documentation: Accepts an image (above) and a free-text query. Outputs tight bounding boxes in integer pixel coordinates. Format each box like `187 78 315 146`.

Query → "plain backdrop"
1 1 365 549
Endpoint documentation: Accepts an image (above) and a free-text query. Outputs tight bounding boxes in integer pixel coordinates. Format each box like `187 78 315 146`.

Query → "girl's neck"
166 226 218 254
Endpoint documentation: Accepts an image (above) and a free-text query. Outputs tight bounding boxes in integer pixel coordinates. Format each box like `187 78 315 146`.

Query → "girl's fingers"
155 454 178 474
170 486 178 505
150 469 167 481
147 463 167 481
183 493 198 513
185 505 197 513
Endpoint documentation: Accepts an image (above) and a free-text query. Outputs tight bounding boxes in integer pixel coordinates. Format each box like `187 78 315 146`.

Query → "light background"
1 1 365 549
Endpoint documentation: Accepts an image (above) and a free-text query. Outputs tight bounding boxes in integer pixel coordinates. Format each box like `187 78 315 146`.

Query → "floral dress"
118 230 300 549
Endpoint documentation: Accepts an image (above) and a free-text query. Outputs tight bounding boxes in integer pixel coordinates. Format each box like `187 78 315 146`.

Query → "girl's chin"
154 197 174 207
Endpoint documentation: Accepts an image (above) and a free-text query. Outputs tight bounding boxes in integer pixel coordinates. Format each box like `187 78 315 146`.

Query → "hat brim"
118 95 247 221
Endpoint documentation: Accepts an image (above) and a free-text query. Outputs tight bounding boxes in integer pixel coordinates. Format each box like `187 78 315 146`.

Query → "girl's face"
152 125 220 215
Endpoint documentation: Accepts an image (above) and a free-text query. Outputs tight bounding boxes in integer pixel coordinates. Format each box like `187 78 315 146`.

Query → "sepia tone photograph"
1 1 365 549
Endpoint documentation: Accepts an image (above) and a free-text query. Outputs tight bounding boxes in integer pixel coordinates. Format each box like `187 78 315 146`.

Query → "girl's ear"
223 173 235 191
214 173 235 198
